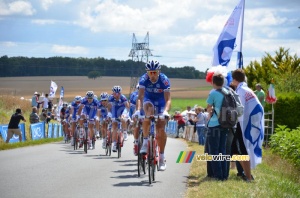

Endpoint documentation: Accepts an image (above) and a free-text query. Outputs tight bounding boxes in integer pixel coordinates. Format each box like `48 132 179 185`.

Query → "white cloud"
1 41 17 47
75 0 194 34
246 8 287 27
0 0 35 16
31 19 71 25
51 45 89 54
40 0 72 10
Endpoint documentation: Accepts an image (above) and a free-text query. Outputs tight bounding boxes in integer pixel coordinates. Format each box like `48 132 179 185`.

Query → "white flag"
212 0 245 67
49 80 58 98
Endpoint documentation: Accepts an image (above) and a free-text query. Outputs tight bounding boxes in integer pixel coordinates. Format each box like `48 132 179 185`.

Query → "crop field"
0 76 211 102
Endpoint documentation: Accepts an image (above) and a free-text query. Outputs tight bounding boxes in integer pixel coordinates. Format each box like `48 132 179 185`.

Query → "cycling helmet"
100 92 109 101
112 85 122 93
74 95 81 102
145 60 161 71
86 91 94 98
63 102 68 107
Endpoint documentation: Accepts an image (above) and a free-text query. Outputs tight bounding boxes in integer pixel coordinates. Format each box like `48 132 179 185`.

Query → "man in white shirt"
43 94 49 110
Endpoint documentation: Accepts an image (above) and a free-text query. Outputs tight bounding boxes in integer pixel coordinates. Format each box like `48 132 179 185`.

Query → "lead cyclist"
134 60 171 171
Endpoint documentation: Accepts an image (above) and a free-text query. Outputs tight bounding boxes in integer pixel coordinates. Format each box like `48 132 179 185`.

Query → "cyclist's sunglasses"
87 97 93 100
147 70 159 75
101 100 108 102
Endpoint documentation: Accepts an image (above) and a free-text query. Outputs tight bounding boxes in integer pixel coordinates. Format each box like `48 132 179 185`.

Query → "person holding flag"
231 69 264 182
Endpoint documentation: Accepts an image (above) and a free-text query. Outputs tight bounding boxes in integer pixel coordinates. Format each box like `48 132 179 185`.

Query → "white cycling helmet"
112 85 122 93
86 91 94 98
100 92 109 101
74 95 81 102
145 60 161 71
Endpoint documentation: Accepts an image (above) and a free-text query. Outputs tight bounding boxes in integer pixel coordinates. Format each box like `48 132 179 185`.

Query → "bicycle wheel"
84 128 88 153
117 133 121 158
105 133 110 156
152 139 157 181
148 138 153 184
74 129 77 150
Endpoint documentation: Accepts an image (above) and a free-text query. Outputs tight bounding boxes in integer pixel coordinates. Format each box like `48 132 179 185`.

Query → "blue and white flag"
236 82 264 169
60 86 64 99
49 80 58 98
212 0 245 67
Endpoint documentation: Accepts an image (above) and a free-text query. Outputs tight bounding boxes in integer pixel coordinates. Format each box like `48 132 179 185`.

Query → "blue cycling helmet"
86 91 94 98
74 95 81 102
145 60 161 71
112 86 122 93
100 92 109 100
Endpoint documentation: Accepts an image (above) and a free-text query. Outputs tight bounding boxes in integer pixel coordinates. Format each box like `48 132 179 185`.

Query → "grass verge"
185 141 300 198
0 137 63 150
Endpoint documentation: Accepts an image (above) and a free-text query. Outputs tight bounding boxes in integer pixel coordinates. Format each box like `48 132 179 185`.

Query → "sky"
0 0 299 72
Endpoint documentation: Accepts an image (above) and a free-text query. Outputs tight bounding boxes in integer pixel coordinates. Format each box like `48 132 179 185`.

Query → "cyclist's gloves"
163 111 170 118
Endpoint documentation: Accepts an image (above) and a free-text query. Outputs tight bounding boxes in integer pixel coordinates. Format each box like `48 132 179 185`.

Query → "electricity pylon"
128 32 152 95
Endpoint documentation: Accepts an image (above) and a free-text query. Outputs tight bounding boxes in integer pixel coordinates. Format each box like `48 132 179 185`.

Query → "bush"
269 125 300 169
264 93 300 129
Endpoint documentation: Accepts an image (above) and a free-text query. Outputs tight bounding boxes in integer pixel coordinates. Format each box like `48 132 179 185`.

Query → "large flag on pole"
49 80 58 98
212 0 245 67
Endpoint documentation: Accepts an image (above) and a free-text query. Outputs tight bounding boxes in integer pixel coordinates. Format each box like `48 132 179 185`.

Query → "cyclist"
97 92 110 149
130 85 141 156
69 95 82 146
77 91 99 150
60 102 70 142
107 85 130 152
134 60 171 171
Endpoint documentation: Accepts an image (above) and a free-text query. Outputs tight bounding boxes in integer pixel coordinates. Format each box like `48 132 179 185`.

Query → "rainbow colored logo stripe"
176 151 196 163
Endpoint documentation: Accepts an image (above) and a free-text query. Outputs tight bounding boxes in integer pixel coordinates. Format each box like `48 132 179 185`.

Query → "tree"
87 71 101 80
244 47 300 93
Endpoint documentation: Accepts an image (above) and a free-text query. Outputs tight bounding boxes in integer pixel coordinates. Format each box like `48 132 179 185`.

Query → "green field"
171 98 207 113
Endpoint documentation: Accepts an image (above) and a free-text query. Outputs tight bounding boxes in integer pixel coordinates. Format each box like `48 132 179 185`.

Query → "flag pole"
237 0 245 69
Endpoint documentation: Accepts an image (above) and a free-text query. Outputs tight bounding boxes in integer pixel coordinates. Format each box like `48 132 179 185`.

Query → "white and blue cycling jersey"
97 102 108 121
108 94 128 119
81 97 99 120
65 108 70 122
139 72 171 114
129 90 138 118
71 101 81 120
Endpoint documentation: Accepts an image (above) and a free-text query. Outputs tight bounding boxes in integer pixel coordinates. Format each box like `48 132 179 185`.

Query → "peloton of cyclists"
77 91 99 150
134 60 171 171
107 85 130 152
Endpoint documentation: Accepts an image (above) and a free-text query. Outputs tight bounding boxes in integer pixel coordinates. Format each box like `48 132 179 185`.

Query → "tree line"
0 56 206 79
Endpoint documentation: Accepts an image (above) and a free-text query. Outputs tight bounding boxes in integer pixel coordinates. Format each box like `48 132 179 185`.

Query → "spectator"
206 73 228 181
6 108 26 143
231 69 264 182
36 92 42 114
48 97 53 112
254 83 266 108
51 104 58 120
29 107 39 124
43 94 49 110
40 108 51 123
194 106 207 145
173 111 185 138
31 92 39 107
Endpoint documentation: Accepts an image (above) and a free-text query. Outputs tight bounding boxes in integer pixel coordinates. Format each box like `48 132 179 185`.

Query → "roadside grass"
185 141 300 198
0 137 63 150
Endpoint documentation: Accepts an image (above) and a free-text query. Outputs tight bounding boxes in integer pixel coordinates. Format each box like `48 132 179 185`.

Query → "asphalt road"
0 135 191 198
